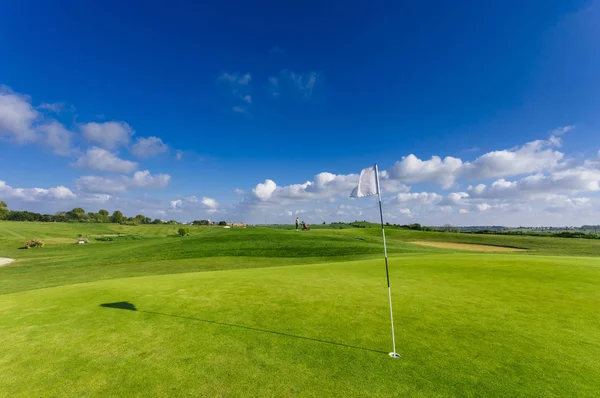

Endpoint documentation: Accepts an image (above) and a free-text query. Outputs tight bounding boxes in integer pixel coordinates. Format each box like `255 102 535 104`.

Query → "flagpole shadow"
100 302 386 355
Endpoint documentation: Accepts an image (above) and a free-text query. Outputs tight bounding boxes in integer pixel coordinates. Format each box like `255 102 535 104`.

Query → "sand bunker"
411 241 527 252
0 258 15 267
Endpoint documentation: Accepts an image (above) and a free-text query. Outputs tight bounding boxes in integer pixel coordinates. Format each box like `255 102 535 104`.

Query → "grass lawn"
1 221 599 396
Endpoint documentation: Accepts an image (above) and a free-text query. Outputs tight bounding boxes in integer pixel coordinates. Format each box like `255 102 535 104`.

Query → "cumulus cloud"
37 121 75 156
75 176 127 194
76 170 170 194
468 166 600 200
252 179 277 201
131 136 168 158
130 170 171 189
0 180 76 201
392 192 443 205
462 136 564 180
0 86 76 155
202 197 218 209
0 86 39 143
387 155 463 189
234 188 245 195
74 147 138 173
249 173 364 205
80 121 134 149
386 135 564 188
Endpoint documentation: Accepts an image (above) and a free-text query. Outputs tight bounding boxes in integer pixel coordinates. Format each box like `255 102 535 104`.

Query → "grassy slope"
2 221 600 294
1 221 599 396
1 255 599 396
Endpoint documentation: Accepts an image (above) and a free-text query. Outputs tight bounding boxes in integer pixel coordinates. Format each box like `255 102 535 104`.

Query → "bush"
177 227 189 237
24 239 44 249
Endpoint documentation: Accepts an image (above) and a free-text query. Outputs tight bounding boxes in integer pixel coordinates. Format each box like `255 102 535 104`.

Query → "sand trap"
0 258 15 267
410 241 527 252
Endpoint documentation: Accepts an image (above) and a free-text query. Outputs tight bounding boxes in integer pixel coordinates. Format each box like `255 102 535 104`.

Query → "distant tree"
67 207 87 222
53 211 68 223
87 212 100 223
167 220 179 225
193 219 210 226
408 223 422 231
322 221 326 225
134 214 147 224
218 221 227 226
0 201 8 220
111 210 125 224
152 219 165 224
98 209 110 223
177 227 189 236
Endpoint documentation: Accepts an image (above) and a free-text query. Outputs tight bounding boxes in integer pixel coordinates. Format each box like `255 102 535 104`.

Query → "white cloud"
130 170 171 189
80 121 134 149
131 136 168 158
37 121 75 156
243 95 252 104
176 150 183 160
393 192 443 205
202 197 218 212
74 147 138 173
234 188 245 195
76 170 170 194
476 203 492 212
170 199 183 210
83 193 112 203
0 86 39 143
398 208 412 216
386 134 564 189
462 136 563 180
252 179 277 201
0 180 76 201
0 87 77 155
387 155 463 189
232 106 246 113
468 166 600 200
75 176 128 194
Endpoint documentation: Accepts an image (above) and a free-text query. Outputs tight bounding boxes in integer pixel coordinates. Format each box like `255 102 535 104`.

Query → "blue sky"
1 0 599 225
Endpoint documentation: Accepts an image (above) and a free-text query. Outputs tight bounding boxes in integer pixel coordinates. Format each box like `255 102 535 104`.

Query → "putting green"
1 254 599 396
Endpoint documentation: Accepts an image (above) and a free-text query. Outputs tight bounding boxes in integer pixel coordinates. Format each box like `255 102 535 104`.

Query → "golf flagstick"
374 164 401 359
351 164 400 358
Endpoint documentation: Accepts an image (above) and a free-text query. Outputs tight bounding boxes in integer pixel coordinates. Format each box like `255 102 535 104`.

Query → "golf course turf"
1 221 599 396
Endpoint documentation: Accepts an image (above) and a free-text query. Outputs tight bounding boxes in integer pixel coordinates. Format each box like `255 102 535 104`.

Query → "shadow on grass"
100 301 385 355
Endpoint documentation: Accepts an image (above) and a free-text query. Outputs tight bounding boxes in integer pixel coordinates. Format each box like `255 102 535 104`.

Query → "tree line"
0 201 178 225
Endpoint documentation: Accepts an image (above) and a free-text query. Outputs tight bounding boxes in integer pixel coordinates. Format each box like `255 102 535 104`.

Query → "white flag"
350 165 379 198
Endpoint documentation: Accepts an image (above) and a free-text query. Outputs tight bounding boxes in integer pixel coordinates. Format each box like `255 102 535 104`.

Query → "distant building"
231 222 247 227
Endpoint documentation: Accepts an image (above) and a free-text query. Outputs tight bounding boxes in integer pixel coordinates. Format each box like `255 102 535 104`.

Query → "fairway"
1 221 600 396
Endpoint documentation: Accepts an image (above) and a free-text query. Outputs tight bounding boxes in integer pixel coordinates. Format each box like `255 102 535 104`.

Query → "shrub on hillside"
178 227 190 237
24 239 44 249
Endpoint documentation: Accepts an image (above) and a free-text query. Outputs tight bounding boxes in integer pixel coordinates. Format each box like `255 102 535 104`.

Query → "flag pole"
374 163 401 359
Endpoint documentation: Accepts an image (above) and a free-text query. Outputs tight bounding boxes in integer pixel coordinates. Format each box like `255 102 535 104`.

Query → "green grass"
1 221 600 396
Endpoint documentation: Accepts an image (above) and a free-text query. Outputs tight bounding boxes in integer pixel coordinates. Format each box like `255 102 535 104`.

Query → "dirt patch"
410 241 527 252
0 258 15 267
